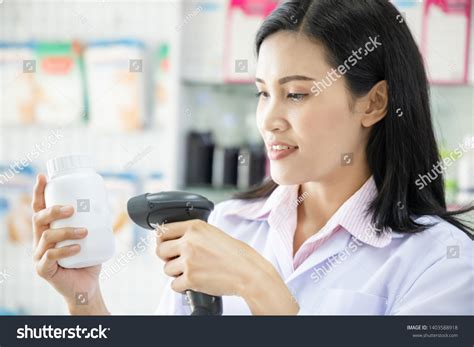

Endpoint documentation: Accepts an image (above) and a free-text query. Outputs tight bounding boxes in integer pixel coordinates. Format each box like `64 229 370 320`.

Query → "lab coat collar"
285 228 354 283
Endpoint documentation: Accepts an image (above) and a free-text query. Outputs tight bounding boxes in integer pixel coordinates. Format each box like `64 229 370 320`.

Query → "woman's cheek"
295 113 345 179
255 106 266 136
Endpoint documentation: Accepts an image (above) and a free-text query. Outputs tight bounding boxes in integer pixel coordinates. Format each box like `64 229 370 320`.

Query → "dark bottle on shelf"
212 146 240 188
185 131 215 186
237 144 267 190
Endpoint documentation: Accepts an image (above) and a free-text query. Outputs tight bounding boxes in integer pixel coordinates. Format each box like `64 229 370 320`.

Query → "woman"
32 0 473 315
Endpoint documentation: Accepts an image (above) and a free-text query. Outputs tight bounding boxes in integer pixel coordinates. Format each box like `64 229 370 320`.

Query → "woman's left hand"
155 220 300 314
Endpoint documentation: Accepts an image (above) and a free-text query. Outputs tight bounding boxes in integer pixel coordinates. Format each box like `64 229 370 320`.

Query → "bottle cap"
47 154 93 179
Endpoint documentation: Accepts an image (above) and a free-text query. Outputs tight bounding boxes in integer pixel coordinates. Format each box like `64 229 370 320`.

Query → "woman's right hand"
32 173 109 315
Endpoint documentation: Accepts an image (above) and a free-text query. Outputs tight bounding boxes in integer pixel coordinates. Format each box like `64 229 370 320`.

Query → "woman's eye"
288 93 307 101
255 91 269 99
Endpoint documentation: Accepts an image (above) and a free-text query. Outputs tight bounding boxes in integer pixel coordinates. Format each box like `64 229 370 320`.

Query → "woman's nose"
258 100 289 133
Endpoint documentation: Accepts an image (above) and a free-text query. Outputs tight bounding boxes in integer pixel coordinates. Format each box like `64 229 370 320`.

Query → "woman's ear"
360 80 388 128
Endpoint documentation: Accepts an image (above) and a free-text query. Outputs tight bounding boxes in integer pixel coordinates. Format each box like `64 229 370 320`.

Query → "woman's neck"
293 165 371 255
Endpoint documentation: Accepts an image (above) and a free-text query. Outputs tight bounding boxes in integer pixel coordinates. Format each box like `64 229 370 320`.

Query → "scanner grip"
186 290 223 316
146 203 219 315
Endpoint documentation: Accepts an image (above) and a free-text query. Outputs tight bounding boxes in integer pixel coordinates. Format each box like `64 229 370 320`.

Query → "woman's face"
255 31 369 185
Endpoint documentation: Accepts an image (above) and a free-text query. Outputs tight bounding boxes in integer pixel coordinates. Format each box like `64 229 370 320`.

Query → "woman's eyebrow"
255 75 315 85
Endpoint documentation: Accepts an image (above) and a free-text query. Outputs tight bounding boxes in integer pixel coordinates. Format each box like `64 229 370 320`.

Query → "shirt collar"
224 176 402 247
222 184 290 221
334 176 395 247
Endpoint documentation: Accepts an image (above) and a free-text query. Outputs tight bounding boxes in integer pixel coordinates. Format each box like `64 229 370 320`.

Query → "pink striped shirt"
224 176 391 270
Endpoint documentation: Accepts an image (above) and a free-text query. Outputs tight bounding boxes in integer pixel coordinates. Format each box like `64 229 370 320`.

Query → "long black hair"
234 0 473 236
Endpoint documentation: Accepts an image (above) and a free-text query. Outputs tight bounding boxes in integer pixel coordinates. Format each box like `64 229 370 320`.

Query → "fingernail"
74 228 87 236
60 206 73 214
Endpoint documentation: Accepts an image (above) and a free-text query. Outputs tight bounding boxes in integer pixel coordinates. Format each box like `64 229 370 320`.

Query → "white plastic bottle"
44 154 115 268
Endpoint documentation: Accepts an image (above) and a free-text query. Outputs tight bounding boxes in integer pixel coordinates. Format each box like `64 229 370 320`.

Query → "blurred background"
0 0 472 315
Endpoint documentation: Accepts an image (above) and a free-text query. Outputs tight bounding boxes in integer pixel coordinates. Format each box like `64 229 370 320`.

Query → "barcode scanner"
127 191 223 316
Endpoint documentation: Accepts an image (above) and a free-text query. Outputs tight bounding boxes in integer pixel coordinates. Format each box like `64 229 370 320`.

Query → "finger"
32 174 47 212
33 205 74 228
171 274 189 293
34 228 87 261
156 238 182 261
154 222 171 239
36 244 81 279
157 220 201 242
163 257 184 277
32 205 75 245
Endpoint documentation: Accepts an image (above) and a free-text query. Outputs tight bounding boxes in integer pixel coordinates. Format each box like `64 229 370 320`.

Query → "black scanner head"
127 191 214 229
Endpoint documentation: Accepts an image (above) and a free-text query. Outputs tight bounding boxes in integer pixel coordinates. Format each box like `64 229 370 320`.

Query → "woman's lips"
267 145 299 161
